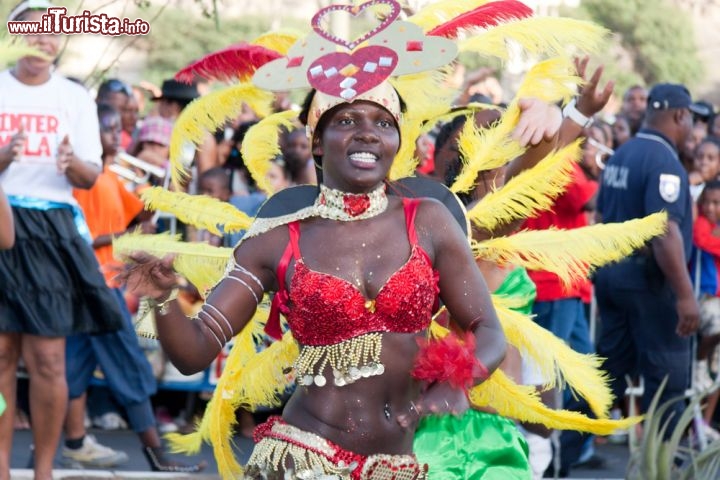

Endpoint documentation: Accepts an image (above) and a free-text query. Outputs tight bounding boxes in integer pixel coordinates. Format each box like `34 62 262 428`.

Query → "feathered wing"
169 83 273 187
450 58 580 193
470 369 642 435
174 42 281 84
459 16 608 61
141 187 252 236
241 110 298 193
492 299 613 418
474 212 668 287
427 0 534 38
113 232 232 295
408 0 493 33
465 140 581 232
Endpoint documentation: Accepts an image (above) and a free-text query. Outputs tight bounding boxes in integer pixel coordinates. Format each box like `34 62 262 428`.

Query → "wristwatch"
563 99 593 128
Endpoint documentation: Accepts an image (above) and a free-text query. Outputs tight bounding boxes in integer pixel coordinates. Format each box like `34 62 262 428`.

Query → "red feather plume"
174 42 282 84
427 0 534 39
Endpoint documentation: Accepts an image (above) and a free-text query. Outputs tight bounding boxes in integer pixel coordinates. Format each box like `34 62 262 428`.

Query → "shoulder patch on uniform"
659 173 681 203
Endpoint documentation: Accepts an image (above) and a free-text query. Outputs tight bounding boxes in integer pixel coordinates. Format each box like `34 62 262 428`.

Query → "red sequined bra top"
265 198 439 346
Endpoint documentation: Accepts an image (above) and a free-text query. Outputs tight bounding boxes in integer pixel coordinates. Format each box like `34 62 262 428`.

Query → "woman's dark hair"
435 115 473 206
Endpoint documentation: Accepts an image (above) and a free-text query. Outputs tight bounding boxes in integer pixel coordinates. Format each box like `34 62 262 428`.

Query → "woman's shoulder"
52 74 94 100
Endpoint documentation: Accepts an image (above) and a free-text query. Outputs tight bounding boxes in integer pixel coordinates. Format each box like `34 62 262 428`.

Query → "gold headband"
306 81 401 139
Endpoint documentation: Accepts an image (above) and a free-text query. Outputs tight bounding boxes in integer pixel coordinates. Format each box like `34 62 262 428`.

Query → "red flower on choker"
314 184 388 221
343 194 371 217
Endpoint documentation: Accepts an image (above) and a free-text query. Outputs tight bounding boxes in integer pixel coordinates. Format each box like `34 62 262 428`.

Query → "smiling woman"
116 0 629 478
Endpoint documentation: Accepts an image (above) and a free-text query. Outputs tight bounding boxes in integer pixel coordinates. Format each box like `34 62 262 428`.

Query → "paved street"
9 428 632 479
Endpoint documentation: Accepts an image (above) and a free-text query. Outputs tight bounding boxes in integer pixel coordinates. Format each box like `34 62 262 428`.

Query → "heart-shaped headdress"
252 0 457 135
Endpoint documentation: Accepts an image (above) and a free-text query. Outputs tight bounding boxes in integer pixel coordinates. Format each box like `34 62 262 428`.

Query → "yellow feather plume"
465 140 581 232
113 232 232 295
450 58 580 194
459 17 608 61
167 310 269 456
470 370 642 435
474 212 668 287
169 83 273 187
408 0 491 33
234 330 298 411
241 110 298 194
252 29 303 55
0 36 50 67
388 71 455 179
492 298 613 418
141 187 252 235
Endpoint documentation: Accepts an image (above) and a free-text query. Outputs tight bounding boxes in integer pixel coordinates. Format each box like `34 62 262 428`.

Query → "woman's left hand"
397 382 470 428
512 98 562 147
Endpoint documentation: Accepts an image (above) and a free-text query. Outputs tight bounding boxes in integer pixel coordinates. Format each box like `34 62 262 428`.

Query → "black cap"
151 79 199 102
647 83 709 116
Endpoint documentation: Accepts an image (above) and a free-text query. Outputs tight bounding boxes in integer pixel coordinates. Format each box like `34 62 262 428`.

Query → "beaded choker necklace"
314 183 388 221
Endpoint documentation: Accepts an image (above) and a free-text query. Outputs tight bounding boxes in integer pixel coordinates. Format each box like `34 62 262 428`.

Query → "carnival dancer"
0 2 124 479
119 1 654 478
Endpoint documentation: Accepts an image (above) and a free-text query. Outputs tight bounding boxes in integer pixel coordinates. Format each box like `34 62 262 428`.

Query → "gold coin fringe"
293 333 384 387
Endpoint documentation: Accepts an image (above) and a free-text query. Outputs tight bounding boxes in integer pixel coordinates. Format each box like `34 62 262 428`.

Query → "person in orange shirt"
65 104 204 473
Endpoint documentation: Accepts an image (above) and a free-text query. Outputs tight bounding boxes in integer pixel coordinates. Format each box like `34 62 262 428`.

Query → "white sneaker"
702 422 720 442
61 434 129 468
92 412 128 430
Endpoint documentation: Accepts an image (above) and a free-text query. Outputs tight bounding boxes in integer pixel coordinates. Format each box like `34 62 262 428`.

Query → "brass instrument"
109 151 167 184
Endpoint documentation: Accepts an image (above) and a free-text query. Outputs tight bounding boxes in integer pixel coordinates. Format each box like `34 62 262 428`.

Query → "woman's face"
694 142 720 182
313 101 399 192
266 162 291 193
17 11 60 77
121 96 139 134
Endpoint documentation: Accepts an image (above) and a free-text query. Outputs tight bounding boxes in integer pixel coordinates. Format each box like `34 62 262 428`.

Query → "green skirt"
414 409 531 480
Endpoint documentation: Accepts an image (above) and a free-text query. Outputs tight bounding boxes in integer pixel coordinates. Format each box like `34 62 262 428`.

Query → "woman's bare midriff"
282 331 423 456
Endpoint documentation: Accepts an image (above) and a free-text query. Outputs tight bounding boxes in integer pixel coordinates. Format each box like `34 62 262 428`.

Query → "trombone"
109 151 167 185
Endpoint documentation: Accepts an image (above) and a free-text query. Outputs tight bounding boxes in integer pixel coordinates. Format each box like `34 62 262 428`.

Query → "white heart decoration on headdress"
252 0 457 101
310 0 401 50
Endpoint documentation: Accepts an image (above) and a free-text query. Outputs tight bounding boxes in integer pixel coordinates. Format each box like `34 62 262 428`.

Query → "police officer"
595 84 701 436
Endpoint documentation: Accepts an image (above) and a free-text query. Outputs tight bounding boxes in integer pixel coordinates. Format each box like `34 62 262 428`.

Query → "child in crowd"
69 104 204 472
265 155 293 193
690 180 720 441
280 127 316 185
127 116 173 192
690 137 720 202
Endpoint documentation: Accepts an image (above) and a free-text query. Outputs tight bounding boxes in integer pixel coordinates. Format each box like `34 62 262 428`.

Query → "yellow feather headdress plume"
388 70 455 179
169 83 274 187
407 0 491 33
141 187 252 236
0 36 51 67
470 369 642 435
252 29 303 55
241 110 298 194
450 57 580 193
114 232 232 295
465 140 581 232
474 212 668 287
459 17 608 61
491 298 612 418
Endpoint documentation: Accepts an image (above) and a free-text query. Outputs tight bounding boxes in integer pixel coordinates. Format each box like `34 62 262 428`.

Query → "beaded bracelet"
152 288 179 315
